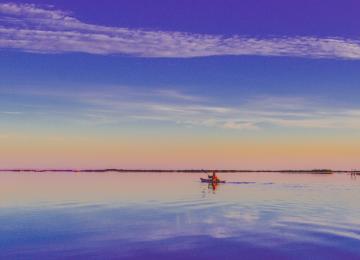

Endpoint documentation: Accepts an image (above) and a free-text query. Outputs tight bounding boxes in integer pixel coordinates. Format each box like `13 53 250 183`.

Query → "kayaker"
209 171 219 183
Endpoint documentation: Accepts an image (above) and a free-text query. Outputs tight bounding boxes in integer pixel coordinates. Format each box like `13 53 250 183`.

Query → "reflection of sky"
1 172 360 258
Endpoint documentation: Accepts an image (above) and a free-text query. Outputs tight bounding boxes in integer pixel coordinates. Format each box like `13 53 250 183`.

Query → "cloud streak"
3 86 360 131
1 3 360 59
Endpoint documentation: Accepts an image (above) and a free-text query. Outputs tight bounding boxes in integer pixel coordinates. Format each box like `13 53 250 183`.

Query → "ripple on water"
0 172 360 259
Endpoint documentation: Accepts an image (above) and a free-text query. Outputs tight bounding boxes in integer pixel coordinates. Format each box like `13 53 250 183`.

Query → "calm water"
0 172 359 259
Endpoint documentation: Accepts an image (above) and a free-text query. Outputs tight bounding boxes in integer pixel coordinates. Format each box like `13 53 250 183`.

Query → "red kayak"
200 178 226 184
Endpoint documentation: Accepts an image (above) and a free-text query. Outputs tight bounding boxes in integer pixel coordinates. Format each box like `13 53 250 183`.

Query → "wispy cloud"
154 89 205 102
3 86 360 130
0 111 22 115
1 3 360 59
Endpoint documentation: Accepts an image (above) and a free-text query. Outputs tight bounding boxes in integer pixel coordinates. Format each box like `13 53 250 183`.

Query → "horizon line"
0 168 358 173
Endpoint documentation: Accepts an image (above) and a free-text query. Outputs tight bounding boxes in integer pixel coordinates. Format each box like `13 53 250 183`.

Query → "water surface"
1 172 359 259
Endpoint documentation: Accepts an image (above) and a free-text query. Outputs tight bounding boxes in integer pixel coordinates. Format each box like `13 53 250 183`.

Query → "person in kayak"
208 171 219 183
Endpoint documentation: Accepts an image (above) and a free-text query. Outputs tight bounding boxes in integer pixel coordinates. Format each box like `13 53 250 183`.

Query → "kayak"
200 178 226 183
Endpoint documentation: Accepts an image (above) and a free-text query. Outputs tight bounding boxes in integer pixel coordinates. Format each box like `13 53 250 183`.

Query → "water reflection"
0 172 359 259
210 182 218 191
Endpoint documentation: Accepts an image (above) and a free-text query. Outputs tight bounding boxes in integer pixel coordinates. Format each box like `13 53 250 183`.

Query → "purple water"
0 172 359 259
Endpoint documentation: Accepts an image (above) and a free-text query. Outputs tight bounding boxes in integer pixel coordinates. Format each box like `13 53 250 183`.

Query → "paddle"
201 169 211 178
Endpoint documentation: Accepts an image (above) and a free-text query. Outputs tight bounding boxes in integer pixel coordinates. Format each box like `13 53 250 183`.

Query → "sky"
0 0 360 169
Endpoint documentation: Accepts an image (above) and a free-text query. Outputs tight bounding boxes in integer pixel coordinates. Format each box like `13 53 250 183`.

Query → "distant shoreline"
0 169 358 174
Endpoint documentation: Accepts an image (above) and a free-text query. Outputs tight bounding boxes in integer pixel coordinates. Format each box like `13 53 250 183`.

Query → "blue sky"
0 1 360 168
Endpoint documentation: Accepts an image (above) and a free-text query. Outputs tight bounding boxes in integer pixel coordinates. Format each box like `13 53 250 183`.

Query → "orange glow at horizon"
1 131 360 170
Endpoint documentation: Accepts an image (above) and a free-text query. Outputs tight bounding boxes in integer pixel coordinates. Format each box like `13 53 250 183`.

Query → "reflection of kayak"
200 178 226 183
